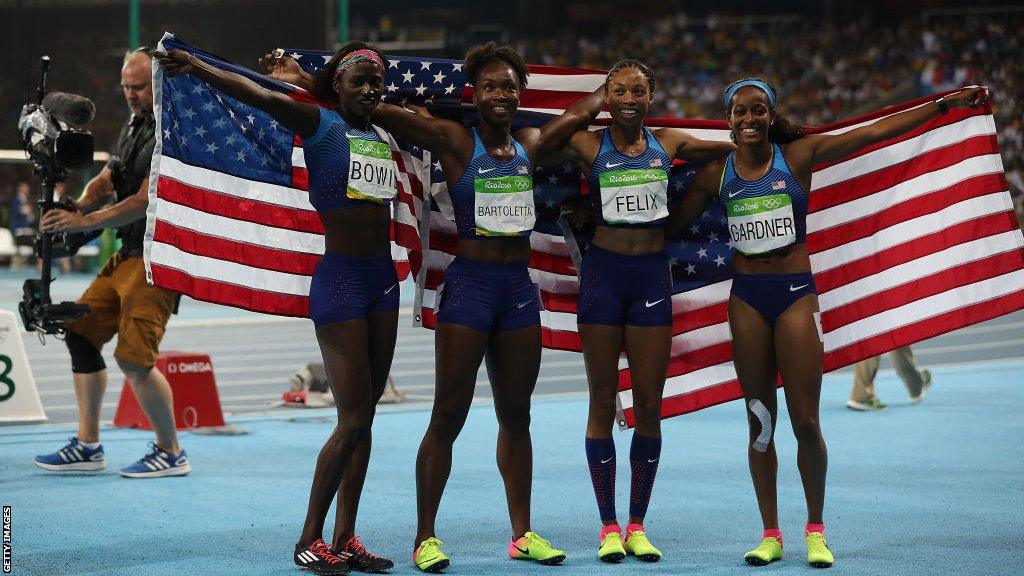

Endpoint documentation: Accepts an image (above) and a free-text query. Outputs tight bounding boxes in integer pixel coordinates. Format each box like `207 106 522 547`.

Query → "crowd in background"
2 10 1022 260
523 13 1023 206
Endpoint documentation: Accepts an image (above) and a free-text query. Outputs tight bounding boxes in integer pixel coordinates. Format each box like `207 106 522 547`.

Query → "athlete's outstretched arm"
516 88 605 161
371 103 470 158
665 160 723 240
658 128 736 161
793 86 988 166
155 49 320 138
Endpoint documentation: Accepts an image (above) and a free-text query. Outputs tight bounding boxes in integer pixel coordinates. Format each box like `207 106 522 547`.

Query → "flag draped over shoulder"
145 33 419 317
147 34 1024 425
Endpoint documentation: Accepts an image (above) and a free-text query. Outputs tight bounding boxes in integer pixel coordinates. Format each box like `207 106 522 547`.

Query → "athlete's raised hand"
942 86 990 109
154 49 194 78
258 49 312 88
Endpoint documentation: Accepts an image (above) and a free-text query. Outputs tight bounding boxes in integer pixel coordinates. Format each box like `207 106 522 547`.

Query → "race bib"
599 169 669 224
474 175 536 236
726 194 796 255
347 136 398 203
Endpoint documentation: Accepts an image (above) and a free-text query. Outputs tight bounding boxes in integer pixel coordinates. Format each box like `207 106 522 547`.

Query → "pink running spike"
626 523 645 536
805 523 825 536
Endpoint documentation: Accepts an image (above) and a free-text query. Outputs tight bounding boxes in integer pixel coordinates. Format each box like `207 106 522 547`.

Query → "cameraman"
33 48 190 478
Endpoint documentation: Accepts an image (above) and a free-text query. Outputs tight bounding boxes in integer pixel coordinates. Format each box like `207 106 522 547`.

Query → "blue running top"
302 107 398 213
719 143 808 256
449 128 535 239
587 128 673 228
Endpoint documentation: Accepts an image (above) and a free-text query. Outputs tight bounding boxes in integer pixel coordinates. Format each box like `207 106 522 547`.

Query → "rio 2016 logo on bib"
347 137 398 203
726 193 796 255
598 168 668 224
474 175 535 236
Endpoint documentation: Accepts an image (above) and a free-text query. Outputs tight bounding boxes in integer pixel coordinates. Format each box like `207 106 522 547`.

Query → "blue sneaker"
34 436 106 472
118 443 191 478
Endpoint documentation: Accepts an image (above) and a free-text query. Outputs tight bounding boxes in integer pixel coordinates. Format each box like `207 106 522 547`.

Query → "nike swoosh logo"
606 162 624 168
728 189 744 198
600 456 613 464
515 300 531 309
647 458 659 463
383 283 397 294
789 283 809 292
645 298 665 308
478 167 496 174
513 544 530 555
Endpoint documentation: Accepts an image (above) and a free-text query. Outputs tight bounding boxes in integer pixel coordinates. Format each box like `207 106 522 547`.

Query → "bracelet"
934 96 949 115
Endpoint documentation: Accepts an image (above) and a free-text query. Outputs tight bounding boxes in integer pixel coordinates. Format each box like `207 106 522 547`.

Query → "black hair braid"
605 59 656 94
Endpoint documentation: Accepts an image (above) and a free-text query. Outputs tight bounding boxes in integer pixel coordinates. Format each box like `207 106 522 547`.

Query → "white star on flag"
401 70 414 83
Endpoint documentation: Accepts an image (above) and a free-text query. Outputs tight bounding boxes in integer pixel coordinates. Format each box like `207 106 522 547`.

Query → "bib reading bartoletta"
719 144 808 256
449 128 535 238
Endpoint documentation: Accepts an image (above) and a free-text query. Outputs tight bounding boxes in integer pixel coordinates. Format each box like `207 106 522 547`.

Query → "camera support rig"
18 56 91 336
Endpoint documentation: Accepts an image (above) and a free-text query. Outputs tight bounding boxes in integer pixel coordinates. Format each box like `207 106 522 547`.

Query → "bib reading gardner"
347 136 398 203
727 194 796 255
474 175 536 236
599 169 668 224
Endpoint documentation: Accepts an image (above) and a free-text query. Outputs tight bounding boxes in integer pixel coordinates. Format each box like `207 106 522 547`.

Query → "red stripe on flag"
822 250 1024 331
158 178 324 234
809 135 1000 214
823 288 1024 371
813 213 1019 293
809 172 1007 253
541 328 582 351
292 166 309 191
672 302 728 334
150 263 310 317
620 380 745 426
152 221 321 275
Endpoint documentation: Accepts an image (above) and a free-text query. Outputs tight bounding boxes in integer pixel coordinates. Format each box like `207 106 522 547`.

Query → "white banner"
0 310 47 424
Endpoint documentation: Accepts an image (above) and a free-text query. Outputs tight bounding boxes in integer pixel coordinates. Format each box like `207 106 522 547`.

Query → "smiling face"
472 60 520 125
605 66 652 127
727 86 775 146
333 60 385 121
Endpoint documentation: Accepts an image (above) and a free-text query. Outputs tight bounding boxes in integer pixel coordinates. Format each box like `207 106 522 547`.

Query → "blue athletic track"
2 357 1022 575
2 271 1023 575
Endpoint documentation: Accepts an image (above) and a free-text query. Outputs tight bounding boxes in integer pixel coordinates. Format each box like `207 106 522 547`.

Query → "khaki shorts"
67 254 179 367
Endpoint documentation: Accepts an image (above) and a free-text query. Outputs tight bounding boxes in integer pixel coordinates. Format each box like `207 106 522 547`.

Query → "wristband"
934 97 949 115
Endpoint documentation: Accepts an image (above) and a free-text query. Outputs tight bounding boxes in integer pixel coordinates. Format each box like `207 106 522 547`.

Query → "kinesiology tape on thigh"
747 399 773 453
65 330 106 373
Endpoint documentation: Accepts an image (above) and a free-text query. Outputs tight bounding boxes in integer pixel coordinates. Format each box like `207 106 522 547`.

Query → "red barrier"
113 351 226 430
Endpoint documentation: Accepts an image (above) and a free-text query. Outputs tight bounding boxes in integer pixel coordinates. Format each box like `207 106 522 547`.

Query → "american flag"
146 35 1024 426
144 33 418 317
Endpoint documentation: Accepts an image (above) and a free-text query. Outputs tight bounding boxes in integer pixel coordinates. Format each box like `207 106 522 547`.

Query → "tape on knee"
748 399 772 453
65 331 105 373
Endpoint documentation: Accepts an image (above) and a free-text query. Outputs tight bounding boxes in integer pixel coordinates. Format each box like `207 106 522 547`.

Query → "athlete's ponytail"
767 116 804 144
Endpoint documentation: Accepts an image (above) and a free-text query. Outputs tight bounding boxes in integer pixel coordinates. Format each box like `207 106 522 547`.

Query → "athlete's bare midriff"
731 243 811 275
320 204 392 256
592 226 664 255
456 236 532 262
